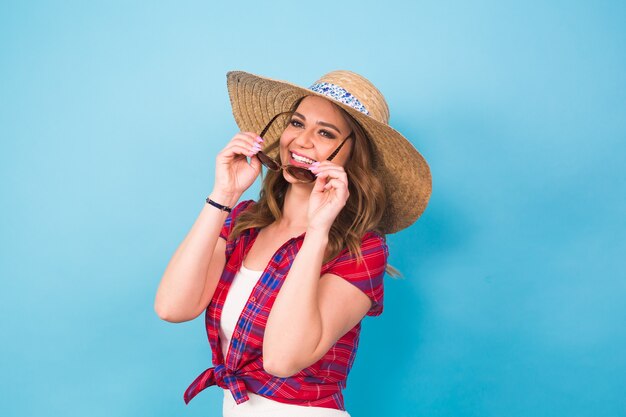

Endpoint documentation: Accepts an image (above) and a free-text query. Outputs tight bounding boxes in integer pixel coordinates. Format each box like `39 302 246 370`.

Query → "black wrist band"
206 197 232 213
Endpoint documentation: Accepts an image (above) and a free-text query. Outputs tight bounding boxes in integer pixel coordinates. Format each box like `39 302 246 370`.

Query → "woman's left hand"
307 161 350 232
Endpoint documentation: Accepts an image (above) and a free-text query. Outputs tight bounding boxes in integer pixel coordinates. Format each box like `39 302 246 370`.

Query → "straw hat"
226 70 432 234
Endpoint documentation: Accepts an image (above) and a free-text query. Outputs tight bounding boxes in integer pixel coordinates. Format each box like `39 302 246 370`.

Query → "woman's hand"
212 132 263 200
307 161 350 232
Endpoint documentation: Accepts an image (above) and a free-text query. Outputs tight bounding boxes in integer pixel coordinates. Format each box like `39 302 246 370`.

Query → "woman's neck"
277 183 312 232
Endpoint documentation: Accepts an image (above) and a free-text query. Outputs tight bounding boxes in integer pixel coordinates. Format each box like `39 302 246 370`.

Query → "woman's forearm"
262 227 329 376
154 190 239 322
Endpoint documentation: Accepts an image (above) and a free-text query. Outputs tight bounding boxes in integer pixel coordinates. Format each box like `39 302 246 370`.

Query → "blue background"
1 1 625 416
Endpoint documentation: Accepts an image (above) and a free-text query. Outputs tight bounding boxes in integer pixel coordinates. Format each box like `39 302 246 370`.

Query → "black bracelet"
206 197 232 213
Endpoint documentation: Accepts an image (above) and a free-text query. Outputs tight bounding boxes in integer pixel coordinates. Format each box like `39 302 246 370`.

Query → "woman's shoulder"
327 230 388 265
359 229 388 249
364 229 386 241
229 199 257 218
233 198 257 210
219 199 257 242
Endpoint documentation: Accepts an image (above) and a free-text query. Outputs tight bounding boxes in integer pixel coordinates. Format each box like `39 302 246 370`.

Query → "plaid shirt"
184 200 388 410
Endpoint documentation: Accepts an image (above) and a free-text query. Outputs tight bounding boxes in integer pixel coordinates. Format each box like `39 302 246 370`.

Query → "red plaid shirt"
184 200 388 410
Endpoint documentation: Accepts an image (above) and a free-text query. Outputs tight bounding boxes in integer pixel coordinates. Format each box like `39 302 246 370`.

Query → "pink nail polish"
256 136 264 143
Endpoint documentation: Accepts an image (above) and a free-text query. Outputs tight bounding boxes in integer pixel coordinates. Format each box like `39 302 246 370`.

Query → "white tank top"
219 263 352 417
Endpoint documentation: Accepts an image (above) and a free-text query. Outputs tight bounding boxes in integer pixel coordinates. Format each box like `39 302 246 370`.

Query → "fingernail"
256 136 264 143
311 161 321 167
252 143 262 150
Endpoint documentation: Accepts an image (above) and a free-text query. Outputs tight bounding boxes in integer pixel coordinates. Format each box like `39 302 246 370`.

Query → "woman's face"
279 96 353 184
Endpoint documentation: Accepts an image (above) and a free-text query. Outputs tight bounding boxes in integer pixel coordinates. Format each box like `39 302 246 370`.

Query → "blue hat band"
308 82 370 116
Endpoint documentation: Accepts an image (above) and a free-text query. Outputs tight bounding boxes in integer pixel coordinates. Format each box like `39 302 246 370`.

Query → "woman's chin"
282 170 314 187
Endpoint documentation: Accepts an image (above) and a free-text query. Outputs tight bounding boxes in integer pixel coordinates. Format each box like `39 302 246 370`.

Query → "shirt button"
250 296 256 302
235 331 240 338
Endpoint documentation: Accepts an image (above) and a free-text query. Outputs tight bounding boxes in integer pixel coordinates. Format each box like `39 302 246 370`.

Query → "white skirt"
222 389 352 417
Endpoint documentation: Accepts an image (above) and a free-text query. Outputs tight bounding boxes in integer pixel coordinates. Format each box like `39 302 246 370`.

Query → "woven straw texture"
226 70 432 234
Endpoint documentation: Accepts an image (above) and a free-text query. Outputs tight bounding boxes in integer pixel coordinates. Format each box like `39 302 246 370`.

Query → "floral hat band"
308 82 370 116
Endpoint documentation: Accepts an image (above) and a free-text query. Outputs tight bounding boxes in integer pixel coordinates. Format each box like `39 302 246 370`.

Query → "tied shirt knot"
184 364 249 404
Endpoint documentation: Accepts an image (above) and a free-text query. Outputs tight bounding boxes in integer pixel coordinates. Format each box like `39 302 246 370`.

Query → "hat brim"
226 70 432 234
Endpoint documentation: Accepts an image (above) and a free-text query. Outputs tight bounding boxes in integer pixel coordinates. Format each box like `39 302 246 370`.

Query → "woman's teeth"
291 152 316 164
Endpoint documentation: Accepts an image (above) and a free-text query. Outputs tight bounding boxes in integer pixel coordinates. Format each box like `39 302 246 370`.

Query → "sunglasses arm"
326 134 353 162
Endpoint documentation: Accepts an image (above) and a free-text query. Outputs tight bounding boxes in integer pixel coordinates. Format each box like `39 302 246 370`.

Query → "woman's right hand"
212 132 263 199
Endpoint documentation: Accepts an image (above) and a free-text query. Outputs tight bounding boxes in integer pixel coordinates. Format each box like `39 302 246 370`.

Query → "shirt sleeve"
324 231 389 317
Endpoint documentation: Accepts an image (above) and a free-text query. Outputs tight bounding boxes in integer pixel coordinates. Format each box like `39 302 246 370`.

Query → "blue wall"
1 1 624 416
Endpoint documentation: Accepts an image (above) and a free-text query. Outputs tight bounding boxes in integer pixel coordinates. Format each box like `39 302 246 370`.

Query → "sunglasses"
256 111 353 183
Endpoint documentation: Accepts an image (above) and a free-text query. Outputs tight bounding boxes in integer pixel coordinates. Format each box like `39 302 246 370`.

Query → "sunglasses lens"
257 152 280 171
285 166 316 183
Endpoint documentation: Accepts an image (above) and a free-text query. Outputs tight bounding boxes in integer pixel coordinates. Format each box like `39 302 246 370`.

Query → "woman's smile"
289 150 317 166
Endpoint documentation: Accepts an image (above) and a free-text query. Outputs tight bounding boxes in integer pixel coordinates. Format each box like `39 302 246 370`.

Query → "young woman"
154 70 432 416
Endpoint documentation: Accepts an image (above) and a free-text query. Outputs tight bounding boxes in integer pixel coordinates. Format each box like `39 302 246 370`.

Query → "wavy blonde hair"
230 96 400 278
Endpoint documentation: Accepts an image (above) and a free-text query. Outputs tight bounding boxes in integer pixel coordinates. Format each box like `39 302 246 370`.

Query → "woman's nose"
293 128 315 148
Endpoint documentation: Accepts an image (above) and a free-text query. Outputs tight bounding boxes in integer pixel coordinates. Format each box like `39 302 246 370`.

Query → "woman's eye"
288 119 335 139
319 130 336 139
